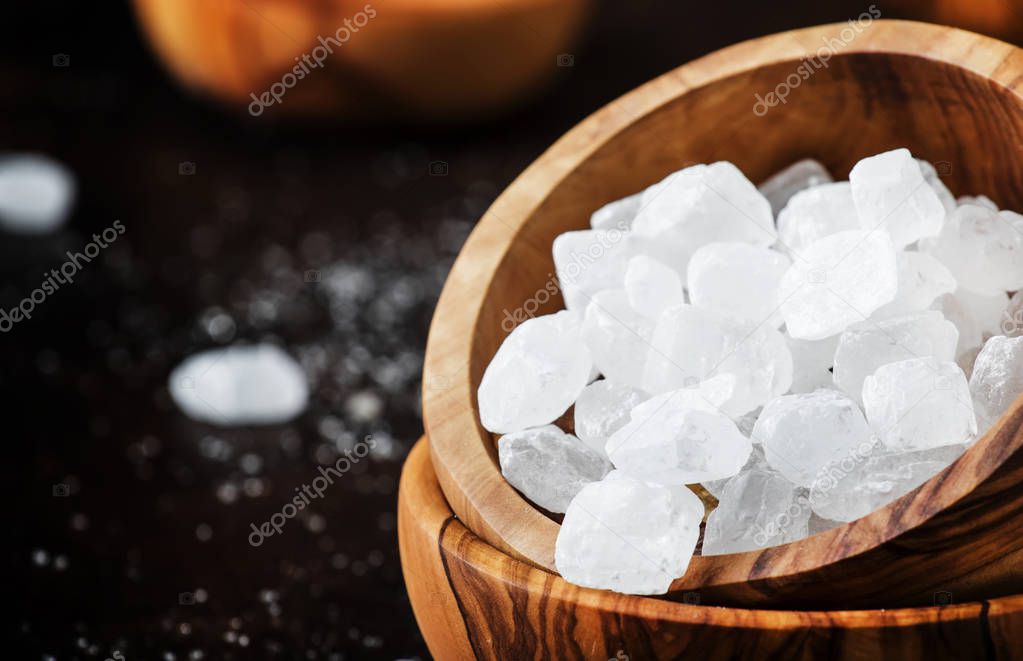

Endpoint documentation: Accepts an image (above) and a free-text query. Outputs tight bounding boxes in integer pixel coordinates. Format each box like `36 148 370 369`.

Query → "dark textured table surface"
5 1 922 658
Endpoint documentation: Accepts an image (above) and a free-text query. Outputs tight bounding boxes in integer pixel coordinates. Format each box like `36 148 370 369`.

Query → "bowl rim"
423 19 1023 607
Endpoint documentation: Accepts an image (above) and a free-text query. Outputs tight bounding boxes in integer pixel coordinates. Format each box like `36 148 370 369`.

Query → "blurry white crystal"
809 443 965 522
169 344 308 426
934 289 1009 358
758 158 833 217
922 205 1023 294
753 389 875 487
957 195 998 211
687 242 791 327
969 335 1023 430
872 251 956 319
631 162 776 281
849 148 945 248
574 380 648 458
581 289 653 390
778 230 898 340
703 466 809 555
917 158 956 214
591 191 642 231
498 425 612 513
555 471 703 594
606 400 752 485
553 229 634 311
624 255 684 320
776 182 860 257
642 305 792 415
832 311 959 404
787 335 839 394
0 153 76 233
862 357 976 451
479 311 592 433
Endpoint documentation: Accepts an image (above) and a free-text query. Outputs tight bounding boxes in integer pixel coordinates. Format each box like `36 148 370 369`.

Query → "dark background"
1 1 998 659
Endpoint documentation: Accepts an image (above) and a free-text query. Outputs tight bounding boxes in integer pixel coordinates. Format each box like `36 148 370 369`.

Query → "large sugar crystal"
703 466 809 555
591 191 642 231
922 204 1023 295
758 158 833 217
862 357 976 451
778 230 898 340
969 335 1023 430
478 311 592 433
933 289 1009 358
787 335 839 394
498 425 612 513
849 148 945 248
553 229 634 311
872 251 956 320
581 289 654 390
917 158 957 213
624 255 684 320
555 471 703 594
687 242 791 327
574 380 648 458
776 182 859 257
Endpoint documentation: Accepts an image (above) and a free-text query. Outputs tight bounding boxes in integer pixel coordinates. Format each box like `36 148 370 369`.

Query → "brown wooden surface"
400 438 1023 660
422 19 1023 608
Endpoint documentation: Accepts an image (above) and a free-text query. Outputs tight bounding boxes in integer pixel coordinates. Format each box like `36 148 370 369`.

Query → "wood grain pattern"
400 438 1023 660
422 20 1023 608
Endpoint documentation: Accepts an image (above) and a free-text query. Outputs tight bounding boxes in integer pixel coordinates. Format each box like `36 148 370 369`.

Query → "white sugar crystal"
591 191 642 231
702 444 766 499
606 399 752 485
933 289 1009 357
753 389 875 487
872 252 956 319
479 311 592 433
787 335 839 394
758 158 833 217
581 289 653 390
917 158 956 213
922 205 1023 294
687 242 791 327
498 425 612 513
850 148 945 248
169 344 308 426
703 466 809 555
957 195 998 211
0 153 76 233
624 255 684 319
553 229 635 311
632 162 776 281
776 182 860 257
630 374 736 422
862 357 976 451
555 471 703 594
832 311 959 404
643 305 792 415
778 230 898 340
809 443 965 522
574 380 648 458
969 335 1023 430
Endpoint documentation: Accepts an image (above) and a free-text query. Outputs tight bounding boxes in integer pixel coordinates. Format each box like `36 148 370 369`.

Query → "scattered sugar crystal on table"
498 425 612 513
787 335 839 394
832 311 959 404
809 442 965 522
554 471 703 595
849 148 946 249
624 255 684 319
862 357 976 452
606 399 751 485
776 182 860 256
574 380 648 459
581 288 654 390
687 242 791 327
478 311 592 433
703 466 809 555
969 335 1023 430
778 230 898 340
758 158 833 217
590 191 642 231
169 343 309 426
753 389 875 487
922 204 1023 295
0 153 76 233
872 251 957 320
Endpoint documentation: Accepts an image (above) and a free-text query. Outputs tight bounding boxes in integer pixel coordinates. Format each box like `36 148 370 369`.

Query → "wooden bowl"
422 20 1023 609
399 438 1023 659
132 0 591 120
